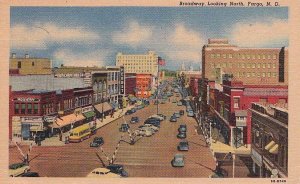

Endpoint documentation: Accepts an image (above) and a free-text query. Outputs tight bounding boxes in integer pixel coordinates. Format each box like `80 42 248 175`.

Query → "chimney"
11 53 16 58
25 54 29 58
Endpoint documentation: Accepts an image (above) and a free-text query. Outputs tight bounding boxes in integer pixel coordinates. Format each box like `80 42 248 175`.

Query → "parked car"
170 115 177 122
187 110 194 117
20 172 39 177
106 164 128 177
119 123 130 132
148 114 164 121
135 128 153 137
174 112 180 118
177 101 183 106
177 140 189 151
90 141 100 147
171 154 184 167
87 168 121 178
136 105 144 110
177 132 187 139
144 120 160 128
157 114 166 120
179 110 184 116
125 109 136 115
139 124 159 132
9 163 30 177
93 137 104 145
178 124 187 132
130 117 140 124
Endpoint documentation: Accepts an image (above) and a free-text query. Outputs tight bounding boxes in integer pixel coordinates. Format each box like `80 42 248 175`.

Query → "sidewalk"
13 105 135 147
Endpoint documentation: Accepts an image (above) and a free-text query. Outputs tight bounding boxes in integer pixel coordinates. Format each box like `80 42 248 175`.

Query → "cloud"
230 19 288 47
11 23 101 49
112 21 153 47
164 24 205 62
53 49 107 67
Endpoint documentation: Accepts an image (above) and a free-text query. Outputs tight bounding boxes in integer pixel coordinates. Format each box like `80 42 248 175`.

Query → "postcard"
0 0 299 184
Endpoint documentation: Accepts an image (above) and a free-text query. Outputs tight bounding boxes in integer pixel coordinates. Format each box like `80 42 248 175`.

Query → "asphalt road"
9 96 216 177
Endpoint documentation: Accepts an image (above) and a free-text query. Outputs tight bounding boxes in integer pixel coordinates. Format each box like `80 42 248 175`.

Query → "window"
27 104 32 114
257 55 261 59
273 54 277 59
262 64 266 68
17 61 21 69
233 97 240 108
267 72 271 77
247 54 251 59
216 54 221 58
257 63 260 68
229 54 233 58
222 63 226 67
262 72 266 77
257 73 260 77
223 54 226 58
241 63 245 68
267 55 271 59
262 55 266 59
247 72 251 77
32 62 34 66
252 72 255 77
33 104 38 114
241 54 245 59
273 63 276 68
267 63 271 68
14 104 19 114
247 63 250 68
21 103 26 114
252 63 255 68
252 55 255 59
273 73 277 77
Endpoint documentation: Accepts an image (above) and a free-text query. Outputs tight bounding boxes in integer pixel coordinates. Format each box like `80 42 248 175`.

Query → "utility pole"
232 153 236 178
156 59 159 115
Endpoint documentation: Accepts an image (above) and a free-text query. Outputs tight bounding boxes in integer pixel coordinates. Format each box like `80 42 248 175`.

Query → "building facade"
125 73 137 96
207 78 287 148
136 74 152 98
202 39 288 85
9 53 52 75
116 51 159 77
250 102 288 178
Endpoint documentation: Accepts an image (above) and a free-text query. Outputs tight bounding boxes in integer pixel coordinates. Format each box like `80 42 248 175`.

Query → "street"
9 95 216 177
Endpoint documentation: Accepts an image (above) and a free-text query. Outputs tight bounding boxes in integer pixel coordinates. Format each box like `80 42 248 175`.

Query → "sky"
10 7 288 70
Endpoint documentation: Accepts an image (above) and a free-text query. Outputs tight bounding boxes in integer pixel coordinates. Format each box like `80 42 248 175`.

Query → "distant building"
125 73 136 96
9 53 52 75
202 39 288 85
136 74 153 98
116 51 159 77
250 102 288 178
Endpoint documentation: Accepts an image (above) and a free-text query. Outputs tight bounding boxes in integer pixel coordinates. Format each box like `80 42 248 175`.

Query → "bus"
69 124 91 143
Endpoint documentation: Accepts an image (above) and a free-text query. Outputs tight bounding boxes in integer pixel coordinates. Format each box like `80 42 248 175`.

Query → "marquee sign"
119 66 125 95
15 97 40 102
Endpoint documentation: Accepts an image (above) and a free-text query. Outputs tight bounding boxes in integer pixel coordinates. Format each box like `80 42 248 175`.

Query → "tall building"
202 39 288 85
9 53 52 75
116 51 158 77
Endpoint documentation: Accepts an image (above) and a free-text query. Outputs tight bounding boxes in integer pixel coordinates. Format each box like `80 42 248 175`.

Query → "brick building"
202 39 288 86
136 74 152 98
207 78 287 148
125 73 136 96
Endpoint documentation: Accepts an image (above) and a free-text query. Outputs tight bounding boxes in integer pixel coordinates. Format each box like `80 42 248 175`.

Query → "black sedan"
170 115 177 122
177 132 186 139
177 140 189 151
130 117 139 124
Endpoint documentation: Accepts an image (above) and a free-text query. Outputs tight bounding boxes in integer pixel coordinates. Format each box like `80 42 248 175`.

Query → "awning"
269 144 279 154
51 114 85 128
94 102 113 113
265 141 276 150
83 111 96 119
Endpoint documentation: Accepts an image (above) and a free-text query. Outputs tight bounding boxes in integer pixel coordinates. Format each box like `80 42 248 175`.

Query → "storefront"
82 106 96 122
251 148 263 177
20 116 46 140
94 102 113 119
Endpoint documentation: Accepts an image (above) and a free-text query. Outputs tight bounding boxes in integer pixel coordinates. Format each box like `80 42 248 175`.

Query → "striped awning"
265 141 276 150
51 114 85 128
94 102 113 113
83 111 96 119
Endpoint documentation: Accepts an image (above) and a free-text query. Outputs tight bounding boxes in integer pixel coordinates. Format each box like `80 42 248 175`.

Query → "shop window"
233 97 240 108
27 104 32 114
17 61 21 69
14 104 19 114
33 104 38 114
21 103 26 114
